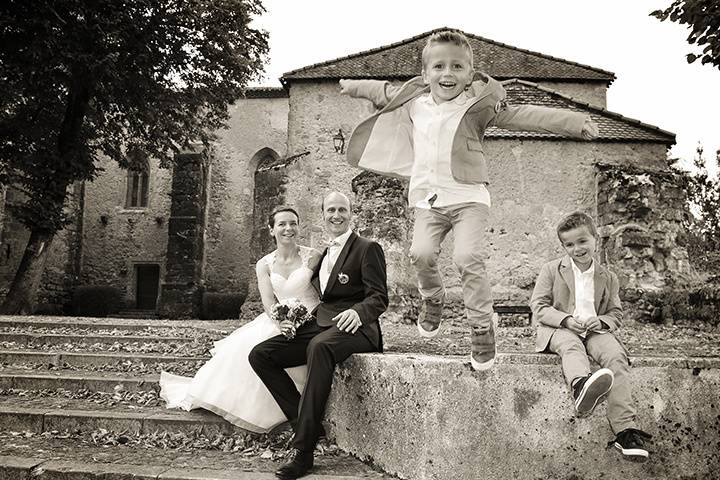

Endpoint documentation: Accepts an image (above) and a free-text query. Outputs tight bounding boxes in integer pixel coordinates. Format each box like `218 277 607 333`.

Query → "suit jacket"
343 72 590 185
311 231 389 352
529 255 623 352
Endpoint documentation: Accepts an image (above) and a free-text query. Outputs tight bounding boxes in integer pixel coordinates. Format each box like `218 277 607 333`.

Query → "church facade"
0 28 690 317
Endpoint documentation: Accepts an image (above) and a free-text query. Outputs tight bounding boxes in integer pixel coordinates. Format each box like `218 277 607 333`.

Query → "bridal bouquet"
271 298 311 339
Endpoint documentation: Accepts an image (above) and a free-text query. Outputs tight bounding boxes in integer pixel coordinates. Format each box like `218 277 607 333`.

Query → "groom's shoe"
275 448 313 479
417 298 444 338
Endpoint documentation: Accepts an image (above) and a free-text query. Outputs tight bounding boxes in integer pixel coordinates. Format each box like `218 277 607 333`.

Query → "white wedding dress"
159 246 320 433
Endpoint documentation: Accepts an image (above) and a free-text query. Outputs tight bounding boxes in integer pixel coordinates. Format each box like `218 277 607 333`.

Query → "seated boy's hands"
581 119 599 140
562 316 586 335
584 316 604 332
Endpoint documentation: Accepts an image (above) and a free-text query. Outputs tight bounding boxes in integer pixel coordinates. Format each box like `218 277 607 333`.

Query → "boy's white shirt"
408 91 491 209
570 258 598 337
319 229 353 294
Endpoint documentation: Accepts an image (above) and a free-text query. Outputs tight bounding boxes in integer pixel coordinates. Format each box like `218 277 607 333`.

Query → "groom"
249 191 389 479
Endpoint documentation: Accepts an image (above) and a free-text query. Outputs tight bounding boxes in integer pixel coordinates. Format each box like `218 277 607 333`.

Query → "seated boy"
530 211 652 461
340 30 598 371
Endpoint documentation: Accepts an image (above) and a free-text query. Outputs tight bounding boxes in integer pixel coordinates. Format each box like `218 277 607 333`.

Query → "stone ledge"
326 352 720 480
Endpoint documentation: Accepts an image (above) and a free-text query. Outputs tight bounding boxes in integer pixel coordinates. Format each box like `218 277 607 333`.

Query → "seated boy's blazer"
529 255 623 352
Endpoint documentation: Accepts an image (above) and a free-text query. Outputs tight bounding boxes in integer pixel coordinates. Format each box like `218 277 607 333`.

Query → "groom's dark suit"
249 231 388 452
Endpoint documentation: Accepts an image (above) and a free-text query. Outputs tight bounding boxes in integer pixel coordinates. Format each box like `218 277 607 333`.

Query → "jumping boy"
341 30 598 370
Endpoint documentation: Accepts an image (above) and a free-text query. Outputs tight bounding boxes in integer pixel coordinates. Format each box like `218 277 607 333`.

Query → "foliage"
0 0 268 231
672 145 720 272
632 283 720 326
650 0 720 69
71 285 124 317
201 291 247 320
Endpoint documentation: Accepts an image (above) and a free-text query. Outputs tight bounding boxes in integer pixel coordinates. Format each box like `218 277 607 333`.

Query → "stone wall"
0 185 82 312
596 162 695 292
204 96 289 296
282 80 670 305
157 151 208 318
80 156 172 307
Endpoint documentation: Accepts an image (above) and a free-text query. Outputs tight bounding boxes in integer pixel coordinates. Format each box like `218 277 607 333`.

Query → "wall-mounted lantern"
333 129 345 154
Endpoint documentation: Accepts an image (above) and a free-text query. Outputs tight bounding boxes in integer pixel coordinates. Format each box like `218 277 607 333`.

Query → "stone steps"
0 332 197 347
0 349 207 367
0 394 244 437
0 368 158 392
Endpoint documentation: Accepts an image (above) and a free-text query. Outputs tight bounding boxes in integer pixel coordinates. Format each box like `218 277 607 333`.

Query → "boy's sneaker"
572 368 614 417
608 428 652 461
417 298 443 338
470 315 498 371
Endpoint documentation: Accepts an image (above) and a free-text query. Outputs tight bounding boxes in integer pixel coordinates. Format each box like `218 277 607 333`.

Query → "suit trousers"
548 328 637 433
409 202 494 333
248 320 376 452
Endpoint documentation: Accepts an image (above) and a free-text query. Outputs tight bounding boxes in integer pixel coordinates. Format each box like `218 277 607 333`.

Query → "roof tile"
493 80 674 144
282 27 615 83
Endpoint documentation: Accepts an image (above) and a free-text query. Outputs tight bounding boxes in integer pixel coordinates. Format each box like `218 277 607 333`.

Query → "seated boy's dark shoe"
608 428 652 461
573 368 614 418
470 318 497 371
275 448 314 479
417 298 444 338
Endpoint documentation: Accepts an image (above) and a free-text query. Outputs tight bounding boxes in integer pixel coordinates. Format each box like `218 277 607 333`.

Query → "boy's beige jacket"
529 255 623 352
344 73 590 185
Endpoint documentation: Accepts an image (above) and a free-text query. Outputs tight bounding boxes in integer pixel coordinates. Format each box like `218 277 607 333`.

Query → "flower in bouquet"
271 298 311 339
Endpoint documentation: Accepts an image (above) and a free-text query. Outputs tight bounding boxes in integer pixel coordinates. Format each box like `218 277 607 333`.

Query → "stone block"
36 460 164 479
326 353 720 480
0 455 45 479
0 407 46 434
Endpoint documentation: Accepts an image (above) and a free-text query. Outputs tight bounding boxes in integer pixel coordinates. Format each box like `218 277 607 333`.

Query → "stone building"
0 28 691 317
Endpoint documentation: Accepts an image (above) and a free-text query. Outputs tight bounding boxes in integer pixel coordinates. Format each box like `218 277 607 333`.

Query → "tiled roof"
282 27 615 83
490 79 675 144
243 87 288 99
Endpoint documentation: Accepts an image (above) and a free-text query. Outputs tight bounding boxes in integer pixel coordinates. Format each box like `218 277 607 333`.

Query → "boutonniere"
337 272 349 284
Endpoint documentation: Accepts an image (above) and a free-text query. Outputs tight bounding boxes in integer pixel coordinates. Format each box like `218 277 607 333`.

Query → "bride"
159 206 321 433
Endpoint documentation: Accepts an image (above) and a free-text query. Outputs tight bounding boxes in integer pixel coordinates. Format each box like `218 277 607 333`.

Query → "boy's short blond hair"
421 30 474 69
556 211 599 241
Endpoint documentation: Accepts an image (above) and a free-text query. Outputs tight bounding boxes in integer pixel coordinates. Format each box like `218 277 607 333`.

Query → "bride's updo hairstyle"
268 206 300 228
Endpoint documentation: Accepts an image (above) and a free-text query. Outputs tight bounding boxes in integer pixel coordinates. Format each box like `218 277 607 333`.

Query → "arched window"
125 153 150 209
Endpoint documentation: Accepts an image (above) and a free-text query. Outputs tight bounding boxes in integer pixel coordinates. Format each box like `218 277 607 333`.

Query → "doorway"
135 264 160 310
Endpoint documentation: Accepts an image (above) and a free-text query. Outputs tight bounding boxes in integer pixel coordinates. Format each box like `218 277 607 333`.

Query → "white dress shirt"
571 259 597 323
319 229 353 293
407 91 491 209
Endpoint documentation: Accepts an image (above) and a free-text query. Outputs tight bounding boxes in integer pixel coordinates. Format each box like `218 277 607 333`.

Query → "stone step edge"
0 333 198 344
1 349 717 370
0 349 208 364
0 316 237 332
0 405 242 434
0 455 366 480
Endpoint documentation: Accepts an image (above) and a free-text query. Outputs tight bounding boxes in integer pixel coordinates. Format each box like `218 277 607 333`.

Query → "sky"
250 0 719 177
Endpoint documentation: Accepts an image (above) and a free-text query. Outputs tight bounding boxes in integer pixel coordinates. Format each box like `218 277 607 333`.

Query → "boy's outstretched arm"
492 102 599 141
339 79 401 110
530 263 574 328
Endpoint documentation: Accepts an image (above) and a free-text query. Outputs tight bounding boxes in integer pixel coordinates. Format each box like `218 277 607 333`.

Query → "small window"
125 170 149 208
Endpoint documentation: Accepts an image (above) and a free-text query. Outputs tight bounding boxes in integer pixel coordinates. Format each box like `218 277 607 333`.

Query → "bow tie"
325 240 341 249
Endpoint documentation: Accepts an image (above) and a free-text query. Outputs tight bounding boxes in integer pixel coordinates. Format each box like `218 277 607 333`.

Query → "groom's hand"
334 309 361 334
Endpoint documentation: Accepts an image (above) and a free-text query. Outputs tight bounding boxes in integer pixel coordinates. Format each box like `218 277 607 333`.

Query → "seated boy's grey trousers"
549 328 638 434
